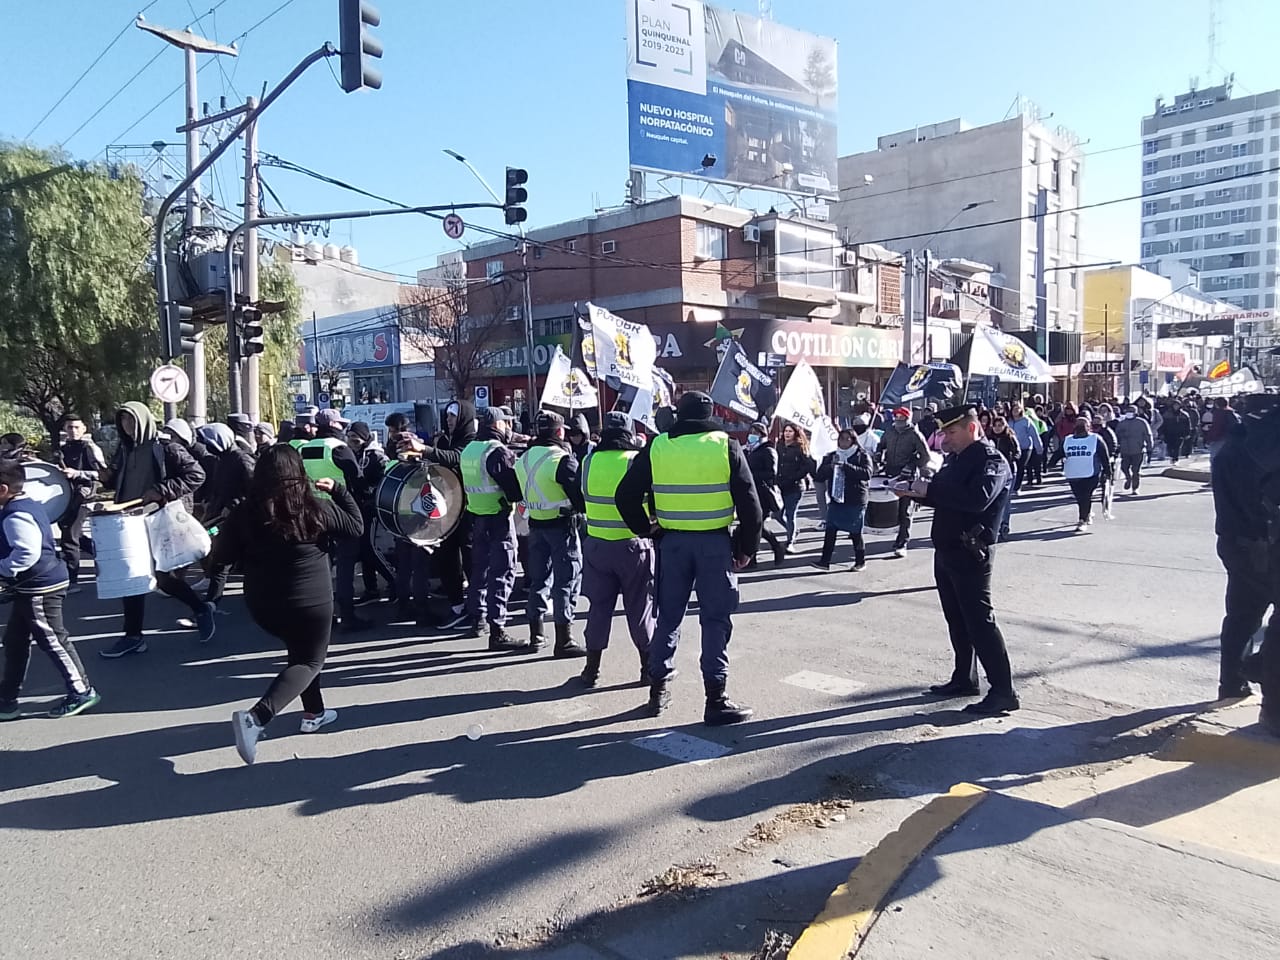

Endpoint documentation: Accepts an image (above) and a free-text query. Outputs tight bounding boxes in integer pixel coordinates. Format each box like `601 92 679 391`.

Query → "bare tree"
398 271 519 398
803 48 834 107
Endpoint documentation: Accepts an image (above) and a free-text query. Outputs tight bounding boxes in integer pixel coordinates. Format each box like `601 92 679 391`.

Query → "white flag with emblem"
586 302 657 389
540 345 598 410
773 360 826 433
811 415 839 461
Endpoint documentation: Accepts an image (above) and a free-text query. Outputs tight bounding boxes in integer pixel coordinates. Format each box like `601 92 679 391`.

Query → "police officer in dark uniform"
615 391 762 725
893 404 1018 716
1210 393 1280 734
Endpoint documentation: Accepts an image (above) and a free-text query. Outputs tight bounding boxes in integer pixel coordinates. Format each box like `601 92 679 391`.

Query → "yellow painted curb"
1158 726 1280 770
788 783 988 960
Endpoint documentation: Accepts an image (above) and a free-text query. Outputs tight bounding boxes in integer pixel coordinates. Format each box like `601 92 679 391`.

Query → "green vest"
582 449 639 541
461 439 505 515
288 439 306 450
516 445 572 521
299 436 344 499
649 431 734 531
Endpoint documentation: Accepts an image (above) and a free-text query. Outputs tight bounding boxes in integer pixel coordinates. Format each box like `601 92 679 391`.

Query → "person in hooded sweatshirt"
97 402 214 658
195 423 256 607
400 401 476 629
566 414 595 463
346 421 394 607
225 412 258 458
253 422 276 457
744 421 787 568
1113 404 1154 494
516 411 588 657
578 411 656 687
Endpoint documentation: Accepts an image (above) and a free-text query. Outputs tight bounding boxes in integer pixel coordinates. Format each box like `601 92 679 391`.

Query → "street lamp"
912 200 997 362
1131 281 1196 396
443 147 537 418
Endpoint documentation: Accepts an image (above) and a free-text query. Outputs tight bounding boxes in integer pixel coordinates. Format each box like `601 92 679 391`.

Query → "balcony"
754 273 840 309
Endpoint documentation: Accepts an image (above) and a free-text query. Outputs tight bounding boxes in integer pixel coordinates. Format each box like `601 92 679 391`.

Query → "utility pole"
921 249 931 362
137 17 237 424
242 96 261 421
902 249 915 364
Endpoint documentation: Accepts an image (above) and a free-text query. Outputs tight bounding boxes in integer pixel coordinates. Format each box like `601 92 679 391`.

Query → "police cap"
935 404 980 428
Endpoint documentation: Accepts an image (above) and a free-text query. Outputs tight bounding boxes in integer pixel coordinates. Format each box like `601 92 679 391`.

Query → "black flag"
709 341 776 421
879 362 963 408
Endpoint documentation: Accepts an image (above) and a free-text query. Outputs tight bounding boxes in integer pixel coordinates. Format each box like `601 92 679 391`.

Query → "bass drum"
23 461 74 526
373 459 464 549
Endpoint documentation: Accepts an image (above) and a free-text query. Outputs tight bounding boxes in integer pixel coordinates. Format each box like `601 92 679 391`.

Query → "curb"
787 783 987 960
1161 466 1212 482
1159 721 1280 770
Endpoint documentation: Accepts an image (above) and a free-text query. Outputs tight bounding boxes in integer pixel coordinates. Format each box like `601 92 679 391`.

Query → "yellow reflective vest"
461 439 505 515
582 449 640 540
648 431 734 531
515 445 572 521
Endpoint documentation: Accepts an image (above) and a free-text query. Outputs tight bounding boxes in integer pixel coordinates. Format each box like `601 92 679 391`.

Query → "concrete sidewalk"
790 699 1280 959
1162 453 1212 482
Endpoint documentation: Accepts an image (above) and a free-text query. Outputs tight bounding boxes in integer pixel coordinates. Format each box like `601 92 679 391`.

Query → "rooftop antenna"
758 0 773 19
1207 0 1220 80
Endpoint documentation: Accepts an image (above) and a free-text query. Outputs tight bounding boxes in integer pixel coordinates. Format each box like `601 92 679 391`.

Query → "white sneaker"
1074 521 1086 532
232 709 264 765
892 547 907 559
300 709 338 733
1104 510 1115 521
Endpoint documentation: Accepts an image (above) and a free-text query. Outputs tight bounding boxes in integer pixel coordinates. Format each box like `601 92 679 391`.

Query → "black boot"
927 677 981 698
646 679 672 717
527 616 546 653
579 650 602 687
553 622 587 659
488 623 527 651
638 648 651 686
704 681 753 726
772 540 787 567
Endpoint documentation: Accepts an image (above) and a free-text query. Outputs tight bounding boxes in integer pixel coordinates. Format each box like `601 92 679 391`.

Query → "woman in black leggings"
211 445 363 765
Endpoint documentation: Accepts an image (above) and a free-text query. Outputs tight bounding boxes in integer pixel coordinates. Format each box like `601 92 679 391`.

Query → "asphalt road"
0 466 1226 959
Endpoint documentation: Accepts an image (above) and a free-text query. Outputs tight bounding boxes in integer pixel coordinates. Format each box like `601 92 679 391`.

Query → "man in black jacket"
98 402 213 658
894 404 1017 716
744 421 786 567
880 406 931 557
347 421 393 606
55 416 106 591
1210 394 1280 727
305 410 365 630
616 391 762 725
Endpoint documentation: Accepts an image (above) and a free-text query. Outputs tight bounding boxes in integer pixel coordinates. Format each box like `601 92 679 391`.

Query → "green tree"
0 143 155 441
200 260 303 424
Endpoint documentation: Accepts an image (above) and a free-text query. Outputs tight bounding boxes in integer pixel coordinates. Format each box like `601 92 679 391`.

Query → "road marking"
789 782 988 960
632 730 731 765
781 670 866 697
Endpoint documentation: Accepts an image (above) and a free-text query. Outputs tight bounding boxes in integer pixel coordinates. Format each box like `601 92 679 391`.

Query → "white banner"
773 360 826 432
540 346 598 411
967 327 1054 383
811 414 839 461
586 302 657 389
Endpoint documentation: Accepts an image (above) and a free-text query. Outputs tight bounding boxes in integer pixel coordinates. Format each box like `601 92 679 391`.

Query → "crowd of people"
0 383 1275 762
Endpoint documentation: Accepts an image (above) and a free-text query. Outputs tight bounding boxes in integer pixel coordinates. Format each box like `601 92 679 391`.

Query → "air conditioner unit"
600 240 617 255
840 250 858 266
743 224 761 243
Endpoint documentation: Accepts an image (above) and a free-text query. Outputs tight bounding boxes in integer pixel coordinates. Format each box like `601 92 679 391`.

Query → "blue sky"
3 0 1278 281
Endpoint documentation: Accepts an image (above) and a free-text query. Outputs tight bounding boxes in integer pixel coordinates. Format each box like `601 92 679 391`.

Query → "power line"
58 48 167 148
101 58 218 149
24 0 165 140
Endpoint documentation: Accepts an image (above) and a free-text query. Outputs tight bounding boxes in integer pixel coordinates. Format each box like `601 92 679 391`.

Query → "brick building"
460 195 905 419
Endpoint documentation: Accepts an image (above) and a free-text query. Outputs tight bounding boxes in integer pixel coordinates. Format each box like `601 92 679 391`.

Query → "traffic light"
338 0 382 93
165 303 196 360
240 305 265 356
504 167 528 226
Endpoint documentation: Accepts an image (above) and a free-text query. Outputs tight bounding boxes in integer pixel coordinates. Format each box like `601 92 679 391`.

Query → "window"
1195 171 1207 181
1227 275 1245 289
600 240 617 255
1143 159 1158 175
1182 130 1197 145
1143 180 1157 193
695 222 727 261
1194 196 1205 206
1142 200 1158 216
1232 143 1249 158
1162 106 1177 116
1214 232 1228 240
1180 102 1194 112
1170 154 1183 168
1216 188 1231 198
1191 214 1205 229
1141 243 1155 258
1194 149 1207 163
1191 258 1203 270
566 239 578 253
1214 166 1228 177
1249 117 1265 133
1216 144 1227 155
1171 174 1183 184
1143 140 1160 155
1215 122 1231 133
1051 158 1061 192
1214 211 1225 220
532 245 544 260
1236 164 1250 176
1231 208 1249 223
1199 99 1214 108
485 259 504 280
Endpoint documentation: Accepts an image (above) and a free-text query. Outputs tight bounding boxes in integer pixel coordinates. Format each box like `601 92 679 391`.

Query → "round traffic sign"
443 213 465 240
150 364 190 404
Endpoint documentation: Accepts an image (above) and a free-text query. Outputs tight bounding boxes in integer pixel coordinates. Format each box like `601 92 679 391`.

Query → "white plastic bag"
144 500 211 572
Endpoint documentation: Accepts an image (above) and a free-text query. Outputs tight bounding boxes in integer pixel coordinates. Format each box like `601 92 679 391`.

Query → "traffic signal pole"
242 95 261 421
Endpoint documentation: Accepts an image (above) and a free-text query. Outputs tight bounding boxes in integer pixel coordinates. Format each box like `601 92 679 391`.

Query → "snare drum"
22 461 74 526
864 478 901 535
373 460 463 549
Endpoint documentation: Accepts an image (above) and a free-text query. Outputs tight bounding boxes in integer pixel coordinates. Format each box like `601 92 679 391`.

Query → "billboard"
626 0 838 195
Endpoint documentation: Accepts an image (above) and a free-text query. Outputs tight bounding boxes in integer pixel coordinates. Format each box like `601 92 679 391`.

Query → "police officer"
516 411 588 657
460 407 525 650
579 411 655 687
300 409 366 631
893 404 1018 716
1210 392 1280 731
616 391 762 725
291 409 318 450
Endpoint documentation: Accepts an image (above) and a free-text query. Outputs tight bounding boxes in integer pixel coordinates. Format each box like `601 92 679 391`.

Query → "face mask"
894 421 910 431
1124 412 1135 420
747 434 762 446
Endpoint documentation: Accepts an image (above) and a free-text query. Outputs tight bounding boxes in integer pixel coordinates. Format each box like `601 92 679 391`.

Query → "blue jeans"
999 477 1015 538
649 530 738 686
780 486 803 544
526 523 583 625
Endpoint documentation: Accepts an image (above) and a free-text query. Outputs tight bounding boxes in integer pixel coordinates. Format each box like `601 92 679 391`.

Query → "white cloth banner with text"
540 346 598 410
586 302 657 389
773 360 826 433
